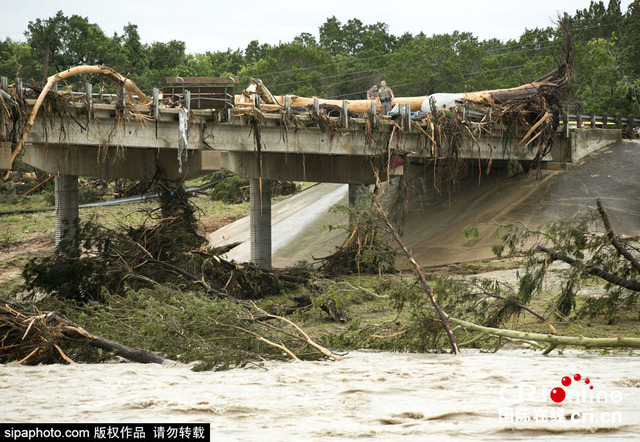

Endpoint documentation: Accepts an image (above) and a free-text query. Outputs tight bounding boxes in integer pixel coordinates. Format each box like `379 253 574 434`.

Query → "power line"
326 60 549 99
255 53 394 78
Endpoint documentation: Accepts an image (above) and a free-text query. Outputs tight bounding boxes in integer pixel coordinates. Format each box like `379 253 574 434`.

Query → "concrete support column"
54 174 79 256
348 183 367 226
250 179 272 268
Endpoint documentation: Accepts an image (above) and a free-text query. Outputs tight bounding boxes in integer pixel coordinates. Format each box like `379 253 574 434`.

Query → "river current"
2 350 640 441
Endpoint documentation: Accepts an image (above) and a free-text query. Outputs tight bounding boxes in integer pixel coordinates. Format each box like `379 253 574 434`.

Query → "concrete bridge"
0 97 622 268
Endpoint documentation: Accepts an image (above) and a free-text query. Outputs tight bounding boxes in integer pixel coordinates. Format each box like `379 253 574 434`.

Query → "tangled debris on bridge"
1 38 576 183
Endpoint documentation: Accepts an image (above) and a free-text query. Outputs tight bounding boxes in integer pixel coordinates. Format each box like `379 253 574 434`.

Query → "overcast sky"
0 0 633 54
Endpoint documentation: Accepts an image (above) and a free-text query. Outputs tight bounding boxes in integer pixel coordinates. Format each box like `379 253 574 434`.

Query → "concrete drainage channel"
208 183 349 267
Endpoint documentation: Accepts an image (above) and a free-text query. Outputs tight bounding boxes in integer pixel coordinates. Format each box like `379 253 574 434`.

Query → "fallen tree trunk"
270 95 426 114
450 316 640 350
56 316 167 364
369 187 640 355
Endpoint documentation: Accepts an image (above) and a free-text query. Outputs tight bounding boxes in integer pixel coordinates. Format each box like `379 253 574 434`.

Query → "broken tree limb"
220 322 300 361
537 245 640 292
450 316 640 349
3 65 150 180
0 304 168 364
60 326 167 364
251 303 342 361
597 198 640 274
372 194 460 355
250 78 280 106
52 313 167 364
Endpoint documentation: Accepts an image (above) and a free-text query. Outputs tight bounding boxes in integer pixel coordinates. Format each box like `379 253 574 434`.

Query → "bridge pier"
54 174 79 256
250 179 272 269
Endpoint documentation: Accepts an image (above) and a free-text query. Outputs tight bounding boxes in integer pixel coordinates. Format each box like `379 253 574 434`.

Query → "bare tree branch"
537 245 640 292
597 198 640 273
372 194 460 355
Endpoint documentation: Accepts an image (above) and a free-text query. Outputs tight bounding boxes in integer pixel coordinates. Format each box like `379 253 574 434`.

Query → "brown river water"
2 350 640 441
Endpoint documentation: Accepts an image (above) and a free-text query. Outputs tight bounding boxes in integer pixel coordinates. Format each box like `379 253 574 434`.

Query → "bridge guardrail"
564 112 636 130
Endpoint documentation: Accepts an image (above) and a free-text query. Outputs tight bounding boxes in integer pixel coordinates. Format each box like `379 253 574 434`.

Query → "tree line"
0 0 638 114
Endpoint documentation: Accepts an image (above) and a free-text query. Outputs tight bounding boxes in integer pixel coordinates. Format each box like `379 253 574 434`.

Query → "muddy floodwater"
2 350 640 440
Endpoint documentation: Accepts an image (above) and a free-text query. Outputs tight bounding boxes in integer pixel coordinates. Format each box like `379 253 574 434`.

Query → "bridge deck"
2 99 622 183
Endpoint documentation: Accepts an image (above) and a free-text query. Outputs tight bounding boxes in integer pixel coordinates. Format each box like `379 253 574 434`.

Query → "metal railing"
564 112 636 130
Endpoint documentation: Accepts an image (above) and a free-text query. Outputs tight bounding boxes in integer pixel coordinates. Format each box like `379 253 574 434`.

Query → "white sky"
0 0 633 54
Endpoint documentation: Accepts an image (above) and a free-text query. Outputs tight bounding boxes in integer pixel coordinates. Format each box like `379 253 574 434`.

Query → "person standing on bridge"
378 80 394 115
367 84 379 101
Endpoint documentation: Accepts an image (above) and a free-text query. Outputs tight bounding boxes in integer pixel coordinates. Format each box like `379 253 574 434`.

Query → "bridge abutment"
250 179 272 269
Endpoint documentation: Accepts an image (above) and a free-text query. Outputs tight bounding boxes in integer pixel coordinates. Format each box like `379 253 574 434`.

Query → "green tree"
0 38 36 80
147 40 188 87
25 11 111 80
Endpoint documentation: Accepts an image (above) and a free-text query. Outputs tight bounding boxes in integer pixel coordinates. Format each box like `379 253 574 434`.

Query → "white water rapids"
2 350 640 440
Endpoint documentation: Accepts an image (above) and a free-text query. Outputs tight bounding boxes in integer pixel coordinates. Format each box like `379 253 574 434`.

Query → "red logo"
550 373 594 403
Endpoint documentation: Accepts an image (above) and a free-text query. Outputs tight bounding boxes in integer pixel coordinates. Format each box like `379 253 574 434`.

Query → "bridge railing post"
602 112 608 129
342 100 349 128
628 114 635 130
285 95 291 119
563 111 569 137
118 84 126 108
576 113 582 128
15 78 23 100
85 82 93 115
313 97 319 114
152 88 159 119
369 100 376 128
590 113 596 128
406 104 412 132
616 113 622 130
184 89 191 112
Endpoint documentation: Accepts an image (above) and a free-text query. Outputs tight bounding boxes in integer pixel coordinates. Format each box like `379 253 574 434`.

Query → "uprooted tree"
378 193 640 354
492 198 640 324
